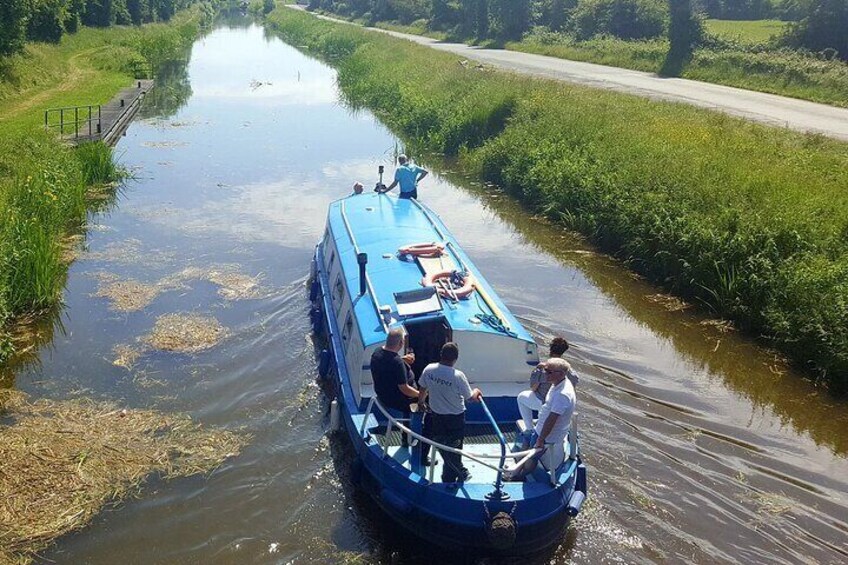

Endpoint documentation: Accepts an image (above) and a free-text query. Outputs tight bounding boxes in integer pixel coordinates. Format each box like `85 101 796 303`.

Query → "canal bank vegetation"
267 7 848 393
305 0 848 107
0 4 218 363
0 388 244 564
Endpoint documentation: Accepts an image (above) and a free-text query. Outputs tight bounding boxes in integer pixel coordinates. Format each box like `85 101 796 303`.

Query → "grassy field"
267 7 848 393
0 6 214 361
703 19 789 45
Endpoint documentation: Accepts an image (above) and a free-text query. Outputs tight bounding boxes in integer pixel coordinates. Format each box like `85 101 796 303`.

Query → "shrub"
783 0 848 61
571 0 668 40
0 0 28 56
27 0 69 43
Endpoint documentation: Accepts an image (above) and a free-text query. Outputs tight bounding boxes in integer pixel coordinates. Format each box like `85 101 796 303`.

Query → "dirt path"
295 6 848 142
0 48 103 122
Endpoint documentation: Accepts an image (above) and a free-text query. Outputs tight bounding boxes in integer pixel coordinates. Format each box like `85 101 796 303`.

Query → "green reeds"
266 7 848 393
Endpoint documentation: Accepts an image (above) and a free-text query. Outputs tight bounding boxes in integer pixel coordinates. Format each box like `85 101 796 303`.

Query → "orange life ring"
421 270 475 299
398 242 444 258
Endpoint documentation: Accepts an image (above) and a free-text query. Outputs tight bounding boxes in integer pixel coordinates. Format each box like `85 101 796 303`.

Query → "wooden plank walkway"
100 79 154 146
45 79 154 146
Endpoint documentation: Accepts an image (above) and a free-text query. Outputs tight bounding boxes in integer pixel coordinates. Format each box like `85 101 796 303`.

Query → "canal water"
7 20 848 564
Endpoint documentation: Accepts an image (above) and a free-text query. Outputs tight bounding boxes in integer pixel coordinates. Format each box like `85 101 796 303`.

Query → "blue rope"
474 313 518 338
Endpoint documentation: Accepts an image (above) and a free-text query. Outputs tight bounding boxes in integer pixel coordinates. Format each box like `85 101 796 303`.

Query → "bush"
571 0 667 40
783 0 848 61
0 0 29 55
27 0 69 43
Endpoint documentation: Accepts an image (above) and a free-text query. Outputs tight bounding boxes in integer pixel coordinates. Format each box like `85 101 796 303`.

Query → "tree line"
0 0 200 56
307 0 846 60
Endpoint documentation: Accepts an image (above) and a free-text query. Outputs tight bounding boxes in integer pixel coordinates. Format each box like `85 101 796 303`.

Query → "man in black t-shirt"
371 328 420 449
371 328 419 414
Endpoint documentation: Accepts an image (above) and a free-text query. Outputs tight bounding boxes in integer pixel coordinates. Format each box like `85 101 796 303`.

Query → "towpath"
293 6 848 142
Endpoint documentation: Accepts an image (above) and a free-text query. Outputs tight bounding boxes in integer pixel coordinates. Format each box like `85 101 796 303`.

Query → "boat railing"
479 397 508 497
360 396 542 489
340 200 389 332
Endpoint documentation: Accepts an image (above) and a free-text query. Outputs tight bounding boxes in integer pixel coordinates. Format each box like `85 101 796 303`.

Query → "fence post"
60 108 64 136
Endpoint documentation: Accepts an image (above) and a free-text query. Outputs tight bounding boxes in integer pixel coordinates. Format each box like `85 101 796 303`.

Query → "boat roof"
326 193 533 348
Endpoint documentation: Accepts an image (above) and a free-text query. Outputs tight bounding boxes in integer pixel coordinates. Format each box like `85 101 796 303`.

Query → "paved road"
296 7 848 141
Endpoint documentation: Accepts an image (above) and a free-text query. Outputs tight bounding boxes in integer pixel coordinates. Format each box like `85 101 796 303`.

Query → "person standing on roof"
379 154 428 200
418 342 482 485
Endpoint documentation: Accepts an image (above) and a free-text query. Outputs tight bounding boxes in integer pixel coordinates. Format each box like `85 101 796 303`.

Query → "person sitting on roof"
512 357 576 483
378 154 428 200
517 337 578 439
418 342 482 484
351 181 364 195
371 328 418 447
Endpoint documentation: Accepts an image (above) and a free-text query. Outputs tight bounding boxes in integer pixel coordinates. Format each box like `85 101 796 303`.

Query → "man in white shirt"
513 357 576 482
418 342 482 484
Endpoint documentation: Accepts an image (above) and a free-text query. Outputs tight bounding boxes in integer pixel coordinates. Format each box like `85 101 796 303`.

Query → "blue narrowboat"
309 190 587 553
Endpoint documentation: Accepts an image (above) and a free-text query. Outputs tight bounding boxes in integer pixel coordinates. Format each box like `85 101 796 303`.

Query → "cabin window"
342 313 353 344
333 275 345 313
328 248 336 272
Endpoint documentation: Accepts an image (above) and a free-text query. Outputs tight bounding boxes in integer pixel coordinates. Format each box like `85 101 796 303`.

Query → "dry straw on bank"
0 389 244 564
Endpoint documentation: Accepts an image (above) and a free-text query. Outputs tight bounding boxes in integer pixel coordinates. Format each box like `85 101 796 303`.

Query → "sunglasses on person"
544 368 565 374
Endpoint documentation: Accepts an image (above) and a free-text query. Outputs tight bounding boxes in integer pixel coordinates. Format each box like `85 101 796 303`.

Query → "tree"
571 0 667 40
490 0 531 40
661 0 702 76
784 0 848 60
27 0 69 43
0 0 29 56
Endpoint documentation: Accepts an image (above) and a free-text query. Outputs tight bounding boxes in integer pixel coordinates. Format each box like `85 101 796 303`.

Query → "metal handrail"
360 396 541 484
479 397 507 497
44 105 101 139
339 200 389 333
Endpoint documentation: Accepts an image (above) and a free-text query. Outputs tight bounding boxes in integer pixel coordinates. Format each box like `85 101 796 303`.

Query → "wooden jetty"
44 79 154 147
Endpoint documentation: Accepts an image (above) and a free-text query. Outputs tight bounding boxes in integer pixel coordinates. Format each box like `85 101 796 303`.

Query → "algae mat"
0 390 245 564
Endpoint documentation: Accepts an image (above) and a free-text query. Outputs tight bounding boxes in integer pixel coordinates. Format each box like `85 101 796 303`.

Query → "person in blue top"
379 154 428 200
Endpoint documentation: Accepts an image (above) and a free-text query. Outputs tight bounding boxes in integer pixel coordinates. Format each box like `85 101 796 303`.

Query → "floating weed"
112 344 142 371
82 238 176 267
140 140 189 148
93 273 170 313
750 491 792 516
144 313 228 354
700 318 735 333
646 293 691 312
0 389 244 564
163 264 267 301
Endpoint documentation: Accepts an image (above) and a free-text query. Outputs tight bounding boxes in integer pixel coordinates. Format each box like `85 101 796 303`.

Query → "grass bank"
267 7 848 393
0 5 216 362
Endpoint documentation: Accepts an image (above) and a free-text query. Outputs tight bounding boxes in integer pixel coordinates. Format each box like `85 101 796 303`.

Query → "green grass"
703 19 789 45
0 5 215 362
267 7 848 393
509 30 848 108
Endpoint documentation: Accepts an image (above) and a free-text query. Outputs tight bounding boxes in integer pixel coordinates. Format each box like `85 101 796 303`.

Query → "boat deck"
372 423 556 487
